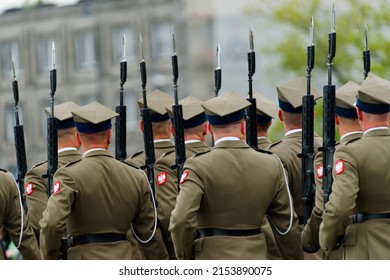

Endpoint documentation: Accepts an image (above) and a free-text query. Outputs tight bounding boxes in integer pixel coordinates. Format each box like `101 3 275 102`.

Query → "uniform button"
323 247 328 251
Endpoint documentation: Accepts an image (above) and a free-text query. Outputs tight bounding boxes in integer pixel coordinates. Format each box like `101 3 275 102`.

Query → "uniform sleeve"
1 172 41 260
266 159 304 260
319 146 358 255
25 166 48 240
39 167 77 259
154 156 178 249
301 152 324 253
169 159 204 260
131 171 168 260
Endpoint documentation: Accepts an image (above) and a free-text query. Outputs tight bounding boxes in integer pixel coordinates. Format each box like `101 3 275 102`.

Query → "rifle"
11 56 28 213
323 4 336 206
245 25 258 149
171 27 186 192
302 17 316 224
115 35 127 160
214 44 221 97
46 41 58 196
139 34 157 204
363 22 370 80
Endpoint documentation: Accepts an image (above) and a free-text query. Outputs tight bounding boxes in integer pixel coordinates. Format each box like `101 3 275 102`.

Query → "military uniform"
302 80 362 260
320 73 390 259
155 95 211 259
39 102 167 260
25 101 81 241
169 91 303 260
0 169 41 260
268 76 322 224
126 89 175 167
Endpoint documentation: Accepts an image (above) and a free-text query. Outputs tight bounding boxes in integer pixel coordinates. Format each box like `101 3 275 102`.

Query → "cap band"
256 114 272 124
356 98 390 114
75 120 112 133
183 113 207 129
278 99 302 113
206 109 246 125
335 106 358 119
58 118 75 129
150 112 170 122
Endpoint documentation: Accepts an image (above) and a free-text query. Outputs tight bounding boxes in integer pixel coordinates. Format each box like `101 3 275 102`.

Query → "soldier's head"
71 102 118 151
44 101 81 150
335 80 362 136
276 76 321 132
201 91 250 141
356 73 390 131
166 95 208 142
137 89 174 139
253 91 278 137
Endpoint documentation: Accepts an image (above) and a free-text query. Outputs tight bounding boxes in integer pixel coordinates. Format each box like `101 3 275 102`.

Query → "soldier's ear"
277 109 283 122
202 123 208 136
75 131 82 147
139 120 144 133
207 123 213 135
240 120 245 135
335 115 340 125
107 130 111 145
356 107 363 122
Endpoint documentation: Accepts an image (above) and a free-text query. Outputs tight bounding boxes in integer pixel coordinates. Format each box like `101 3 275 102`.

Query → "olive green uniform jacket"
268 130 323 222
39 149 167 260
301 131 362 259
154 141 210 259
25 149 81 240
0 170 41 260
319 128 390 259
257 137 273 149
169 140 303 260
126 140 175 168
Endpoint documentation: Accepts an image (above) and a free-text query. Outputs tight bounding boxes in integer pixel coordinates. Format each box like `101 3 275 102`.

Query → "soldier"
319 73 390 259
253 91 278 149
154 95 210 259
169 91 303 260
25 101 81 241
39 102 167 260
268 76 322 227
126 89 175 167
0 169 41 259
301 80 362 259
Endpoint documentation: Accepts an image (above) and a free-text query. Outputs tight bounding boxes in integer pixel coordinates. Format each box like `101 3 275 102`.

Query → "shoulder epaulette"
121 160 141 170
160 150 175 159
344 137 361 145
0 168 7 173
130 150 144 159
63 158 82 167
31 160 48 168
254 148 274 155
192 149 211 158
268 139 282 149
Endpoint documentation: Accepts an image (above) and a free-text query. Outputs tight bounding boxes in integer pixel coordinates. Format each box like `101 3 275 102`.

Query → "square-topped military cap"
166 95 207 129
357 73 390 114
137 89 174 122
201 91 250 125
71 102 118 133
44 101 80 129
276 76 321 113
335 80 359 119
253 91 278 124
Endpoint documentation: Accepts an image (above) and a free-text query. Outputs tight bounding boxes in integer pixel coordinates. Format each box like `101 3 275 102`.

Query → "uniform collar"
214 136 240 145
83 148 106 157
58 147 78 153
285 128 302 137
340 131 363 141
363 126 389 136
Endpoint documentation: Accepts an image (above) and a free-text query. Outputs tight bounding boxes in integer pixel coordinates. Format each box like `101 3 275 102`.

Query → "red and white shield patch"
157 172 167 186
25 183 34 196
179 171 189 184
335 160 345 175
53 180 61 194
316 164 323 179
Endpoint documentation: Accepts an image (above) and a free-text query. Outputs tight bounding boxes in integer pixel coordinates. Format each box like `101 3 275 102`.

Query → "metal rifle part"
323 3 336 206
139 34 157 204
115 35 127 160
246 25 258 148
11 56 28 213
302 17 316 224
214 44 221 97
171 27 186 192
363 22 370 80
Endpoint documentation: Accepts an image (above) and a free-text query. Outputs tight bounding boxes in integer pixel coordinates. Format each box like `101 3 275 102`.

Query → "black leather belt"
197 228 261 237
66 233 126 248
352 213 390 224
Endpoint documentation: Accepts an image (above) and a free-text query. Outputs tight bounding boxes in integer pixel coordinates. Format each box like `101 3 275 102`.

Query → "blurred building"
0 0 271 171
